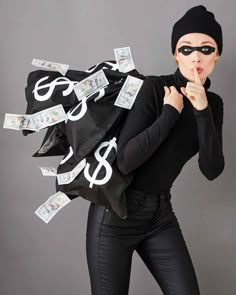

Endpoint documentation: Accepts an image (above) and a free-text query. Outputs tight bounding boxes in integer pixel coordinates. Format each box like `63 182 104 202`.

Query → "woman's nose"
191 50 201 63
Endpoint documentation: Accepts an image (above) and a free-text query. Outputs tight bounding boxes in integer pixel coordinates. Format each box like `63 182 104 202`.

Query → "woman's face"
174 33 219 84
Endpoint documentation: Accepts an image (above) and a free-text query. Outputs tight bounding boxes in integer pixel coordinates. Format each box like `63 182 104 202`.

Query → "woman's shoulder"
131 75 168 113
206 91 224 120
145 73 175 88
138 75 167 98
147 74 175 92
207 91 223 109
142 74 176 108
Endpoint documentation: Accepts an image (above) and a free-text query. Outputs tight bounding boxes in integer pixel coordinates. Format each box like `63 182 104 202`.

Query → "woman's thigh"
86 202 135 295
85 188 160 295
136 201 201 295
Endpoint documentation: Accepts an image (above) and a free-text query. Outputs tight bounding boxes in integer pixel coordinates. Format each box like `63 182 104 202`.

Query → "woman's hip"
86 188 179 237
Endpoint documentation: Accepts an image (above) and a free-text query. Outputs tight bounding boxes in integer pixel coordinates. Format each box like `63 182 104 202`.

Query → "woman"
86 5 224 295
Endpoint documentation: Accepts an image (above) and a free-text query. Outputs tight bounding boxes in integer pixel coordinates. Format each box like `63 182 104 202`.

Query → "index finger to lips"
193 67 202 85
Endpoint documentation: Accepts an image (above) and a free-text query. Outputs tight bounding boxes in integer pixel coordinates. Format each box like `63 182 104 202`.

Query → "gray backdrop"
1 0 235 294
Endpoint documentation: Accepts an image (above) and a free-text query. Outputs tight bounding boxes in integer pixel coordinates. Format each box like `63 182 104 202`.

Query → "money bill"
57 158 86 185
3 104 67 131
74 69 109 100
114 76 143 109
3 114 36 131
31 104 67 130
39 167 57 176
32 58 69 76
114 47 135 73
35 191 71 223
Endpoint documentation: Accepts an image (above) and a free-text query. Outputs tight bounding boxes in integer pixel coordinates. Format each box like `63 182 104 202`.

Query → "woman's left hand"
180 67 208 111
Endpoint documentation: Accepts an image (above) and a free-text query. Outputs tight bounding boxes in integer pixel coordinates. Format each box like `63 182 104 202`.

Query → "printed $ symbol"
66 87 107 122
84 137 117 188
33 76 77 101
66 96 88 122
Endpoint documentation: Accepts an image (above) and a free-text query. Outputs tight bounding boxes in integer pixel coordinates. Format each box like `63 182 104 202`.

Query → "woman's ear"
215 46 220 62
215 55 220 63
173 52 179 64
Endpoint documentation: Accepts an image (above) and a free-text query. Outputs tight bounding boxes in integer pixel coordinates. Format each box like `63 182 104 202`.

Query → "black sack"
22 60 145 217
65 81 128 162
22 69 88 136
32 122 70 157
56 132 133 218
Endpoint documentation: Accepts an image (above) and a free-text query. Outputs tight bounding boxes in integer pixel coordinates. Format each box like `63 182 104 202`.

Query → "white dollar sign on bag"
33 76 78 101
66 96 89 122
84 137 117 188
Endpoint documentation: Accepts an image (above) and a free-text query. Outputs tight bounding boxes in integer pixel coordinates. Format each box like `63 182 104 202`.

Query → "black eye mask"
178 45 216 56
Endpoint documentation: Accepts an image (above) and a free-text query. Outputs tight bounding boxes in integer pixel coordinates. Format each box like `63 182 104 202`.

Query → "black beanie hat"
171 5 223 55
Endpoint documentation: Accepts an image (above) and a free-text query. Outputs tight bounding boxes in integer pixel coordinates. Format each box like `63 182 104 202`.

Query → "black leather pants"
86 188 200 295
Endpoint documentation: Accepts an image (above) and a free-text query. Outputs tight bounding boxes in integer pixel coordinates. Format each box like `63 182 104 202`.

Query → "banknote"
32 58 69 76
73 69 109 100
3 104 66 131
31 105 67 130
57 158 86 185
35 191 71 223
114 47 135 73
39 167 57 176
114 75 143 109
3 114 36 131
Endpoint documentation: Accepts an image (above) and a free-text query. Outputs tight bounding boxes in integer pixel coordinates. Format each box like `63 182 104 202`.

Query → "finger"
180 87 187 97
169 86 178 93
187 88 202 94
185 89 197 100
186 82 204 90
164 86 170 96
193 67 202 85
186 84 202 94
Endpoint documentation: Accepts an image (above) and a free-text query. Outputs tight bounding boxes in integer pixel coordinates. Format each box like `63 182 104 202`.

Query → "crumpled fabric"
23 60 145 217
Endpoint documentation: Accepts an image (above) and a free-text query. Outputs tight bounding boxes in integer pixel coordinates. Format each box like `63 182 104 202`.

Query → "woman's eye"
178 46 194 55
183 47 192 52
201 47 209 52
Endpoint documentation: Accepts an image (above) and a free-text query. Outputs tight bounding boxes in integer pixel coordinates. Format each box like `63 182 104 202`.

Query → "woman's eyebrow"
201 41 215 45
178 41 191 46
178 41 215 46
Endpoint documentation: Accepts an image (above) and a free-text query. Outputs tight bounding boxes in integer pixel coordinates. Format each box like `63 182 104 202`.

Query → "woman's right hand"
163 86 184 114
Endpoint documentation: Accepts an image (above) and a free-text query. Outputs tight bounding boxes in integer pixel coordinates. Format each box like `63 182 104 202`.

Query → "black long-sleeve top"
116 68 225 194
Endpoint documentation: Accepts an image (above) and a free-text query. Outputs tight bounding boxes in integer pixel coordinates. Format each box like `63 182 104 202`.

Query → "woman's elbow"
200 157 225 180
116 153 131 175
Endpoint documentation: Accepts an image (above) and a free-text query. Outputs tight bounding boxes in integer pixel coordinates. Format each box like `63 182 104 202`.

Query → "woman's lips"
197 67 203 74
191 67 203 74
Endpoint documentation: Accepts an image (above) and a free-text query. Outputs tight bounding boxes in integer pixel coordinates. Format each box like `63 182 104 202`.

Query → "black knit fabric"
171 5 223 55
116 68 224 194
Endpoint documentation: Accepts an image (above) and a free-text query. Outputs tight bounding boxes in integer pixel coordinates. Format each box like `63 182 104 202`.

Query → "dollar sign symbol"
84 137 117 188
33 76 77 101
66 96 88 122
66 86 107 122
60 146 74 165
86 61 119 73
